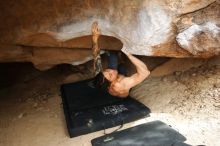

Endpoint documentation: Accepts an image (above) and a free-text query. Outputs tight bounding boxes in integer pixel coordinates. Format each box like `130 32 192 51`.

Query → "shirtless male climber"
95 50 150 98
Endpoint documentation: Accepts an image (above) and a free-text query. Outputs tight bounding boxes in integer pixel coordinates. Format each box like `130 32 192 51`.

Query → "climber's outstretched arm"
122 50 150 88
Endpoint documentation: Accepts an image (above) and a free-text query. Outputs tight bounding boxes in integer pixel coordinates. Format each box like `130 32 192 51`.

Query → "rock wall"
0 0 219 70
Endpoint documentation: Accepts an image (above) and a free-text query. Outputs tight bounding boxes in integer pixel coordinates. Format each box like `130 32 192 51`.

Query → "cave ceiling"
0 0 219 70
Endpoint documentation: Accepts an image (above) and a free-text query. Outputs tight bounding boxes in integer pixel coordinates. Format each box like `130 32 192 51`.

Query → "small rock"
200 105 205 108
213 103 220 108
214 83 220 88
213 89 218 93
173 81 178 84
18 113 24 119
192 73 196 76
33 102 38 108
162 77 168 82
174 71 182 76
208 91 213 97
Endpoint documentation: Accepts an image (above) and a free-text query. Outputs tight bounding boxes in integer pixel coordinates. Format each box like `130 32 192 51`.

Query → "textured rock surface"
176 2 220 57
0 0 219 70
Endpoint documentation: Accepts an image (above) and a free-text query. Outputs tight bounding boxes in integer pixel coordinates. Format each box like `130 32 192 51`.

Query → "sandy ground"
0 59 220 146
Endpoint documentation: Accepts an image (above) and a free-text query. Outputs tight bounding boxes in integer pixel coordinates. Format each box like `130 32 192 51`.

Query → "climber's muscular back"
108 51 150 98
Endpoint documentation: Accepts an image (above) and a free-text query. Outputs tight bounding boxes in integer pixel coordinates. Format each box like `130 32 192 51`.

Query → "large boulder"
0 0 219 70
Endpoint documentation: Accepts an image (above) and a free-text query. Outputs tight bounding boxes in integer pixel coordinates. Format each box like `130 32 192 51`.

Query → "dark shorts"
107 52 127 76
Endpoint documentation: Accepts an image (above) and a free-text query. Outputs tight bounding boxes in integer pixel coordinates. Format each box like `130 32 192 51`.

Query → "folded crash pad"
91 120 188 146
60 78 151 138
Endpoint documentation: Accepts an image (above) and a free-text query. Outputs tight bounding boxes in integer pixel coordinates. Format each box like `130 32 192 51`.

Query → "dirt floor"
0 58 220 146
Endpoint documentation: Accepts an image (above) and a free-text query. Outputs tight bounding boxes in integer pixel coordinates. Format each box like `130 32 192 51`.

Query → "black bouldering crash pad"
60 78 151 138
91 120 189 146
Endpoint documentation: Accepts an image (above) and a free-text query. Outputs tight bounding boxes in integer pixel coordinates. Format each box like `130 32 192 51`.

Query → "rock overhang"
0 0 219 70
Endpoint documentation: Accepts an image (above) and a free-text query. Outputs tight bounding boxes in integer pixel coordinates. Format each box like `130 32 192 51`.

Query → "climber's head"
94 69 118 92
103 69 118 82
